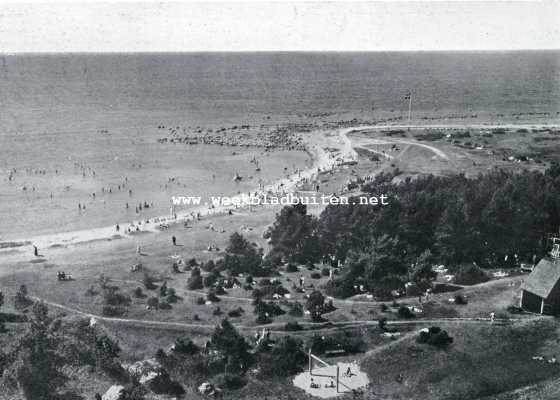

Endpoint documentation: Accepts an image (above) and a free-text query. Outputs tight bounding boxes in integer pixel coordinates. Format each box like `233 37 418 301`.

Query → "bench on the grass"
325 349 346 357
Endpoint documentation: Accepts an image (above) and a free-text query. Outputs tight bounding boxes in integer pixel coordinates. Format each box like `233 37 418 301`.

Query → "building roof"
521 257 560 299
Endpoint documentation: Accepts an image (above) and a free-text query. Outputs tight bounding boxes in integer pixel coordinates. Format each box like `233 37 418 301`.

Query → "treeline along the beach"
265 164 560 298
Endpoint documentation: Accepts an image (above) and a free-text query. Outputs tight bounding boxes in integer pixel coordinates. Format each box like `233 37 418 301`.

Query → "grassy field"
360 318 560 400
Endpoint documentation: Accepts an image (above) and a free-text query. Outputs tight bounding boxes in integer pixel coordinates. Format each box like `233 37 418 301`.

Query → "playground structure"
292 350 369 398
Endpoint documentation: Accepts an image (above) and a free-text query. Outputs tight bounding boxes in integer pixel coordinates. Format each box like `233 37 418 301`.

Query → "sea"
1 51 559 241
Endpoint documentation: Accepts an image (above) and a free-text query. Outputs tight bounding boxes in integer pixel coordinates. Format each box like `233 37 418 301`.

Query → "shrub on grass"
286 263 298 273
103 286 131 307
147 297 159 309
453 264 489 286
254 300 285 317
324 278 356 298
256 313 272 325
207 291 221 303
159 300 172 310
166 288 179 303
203 272 220 288
227 308 244 318
102 305 127 317
417 326 453 347
258 337 307 378
195 297 205 305
310 272 321 279
201 259 216 272
172 337 200 355
159 281 168 297
14 285 33 310
147 370 185 396
397 306 415 319
187 275 203 290
143 273 157 290
454 294 468 305
213 307 223 316
321 268 330 277
214 286 226 295
132 287 146 298
288 302 304 317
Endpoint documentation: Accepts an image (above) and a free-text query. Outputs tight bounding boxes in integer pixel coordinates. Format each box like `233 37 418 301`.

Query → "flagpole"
407 93 412 125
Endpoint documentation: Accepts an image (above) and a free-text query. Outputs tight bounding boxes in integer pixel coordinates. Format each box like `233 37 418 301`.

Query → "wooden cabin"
520 257 560 314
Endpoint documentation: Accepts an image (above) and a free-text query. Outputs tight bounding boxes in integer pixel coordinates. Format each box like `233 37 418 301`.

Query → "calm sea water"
0 51 559 133
0 51 559 240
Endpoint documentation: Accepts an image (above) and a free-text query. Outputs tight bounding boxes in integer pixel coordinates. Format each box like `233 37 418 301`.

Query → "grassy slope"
360 318 560 400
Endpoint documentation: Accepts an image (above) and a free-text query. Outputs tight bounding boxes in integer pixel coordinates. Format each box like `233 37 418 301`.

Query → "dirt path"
28 294 535 336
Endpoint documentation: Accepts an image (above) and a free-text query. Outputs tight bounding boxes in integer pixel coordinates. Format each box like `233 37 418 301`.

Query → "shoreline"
2 122 559 255
0 126 352 252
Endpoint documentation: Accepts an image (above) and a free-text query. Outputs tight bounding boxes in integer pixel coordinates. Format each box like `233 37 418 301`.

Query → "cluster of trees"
156 318 309 391
0 302 145 400
265 165 560 298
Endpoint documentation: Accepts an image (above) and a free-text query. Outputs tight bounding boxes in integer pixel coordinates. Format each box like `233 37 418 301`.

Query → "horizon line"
1 48 559 56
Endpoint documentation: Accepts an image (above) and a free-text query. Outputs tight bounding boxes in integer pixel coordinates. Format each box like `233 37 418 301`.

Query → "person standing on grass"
172 235 177 246
33 245 38 257
490 312 495 323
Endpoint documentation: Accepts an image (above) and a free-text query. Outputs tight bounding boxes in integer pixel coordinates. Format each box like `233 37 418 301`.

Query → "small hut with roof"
520 234 560 314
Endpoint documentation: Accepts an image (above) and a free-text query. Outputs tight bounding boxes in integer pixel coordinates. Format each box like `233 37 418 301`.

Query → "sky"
0 1 558 52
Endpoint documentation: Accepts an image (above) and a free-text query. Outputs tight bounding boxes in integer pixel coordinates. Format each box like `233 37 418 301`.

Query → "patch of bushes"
14 285 33 310
143 273 157 290
454 294 468 305
453 264 489 286
147 370 185 396
227 308 244 318
286 263 298 273
207 291 221 303
256 313 272 324
147 297 159 309
254 300 285 317
397 306 415 319
102 305 127 317
187 275 203 290
257 336 307 378
172 337 200 355
158 300 172 310
288 302 304 317
417 326 453 347
310 272 321 279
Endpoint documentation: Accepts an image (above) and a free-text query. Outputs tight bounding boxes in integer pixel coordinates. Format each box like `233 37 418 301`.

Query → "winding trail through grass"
27 293 538 336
